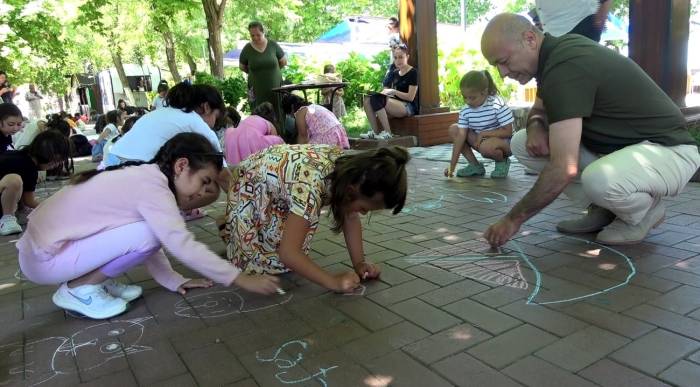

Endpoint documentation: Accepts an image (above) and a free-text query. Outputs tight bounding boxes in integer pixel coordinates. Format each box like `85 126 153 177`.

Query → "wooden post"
629 0 690 106
399 0 447 114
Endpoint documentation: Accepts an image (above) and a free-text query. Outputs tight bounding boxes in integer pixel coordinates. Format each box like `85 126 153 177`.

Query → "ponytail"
482 70 498 96
460 70 500 96
326 145 409 232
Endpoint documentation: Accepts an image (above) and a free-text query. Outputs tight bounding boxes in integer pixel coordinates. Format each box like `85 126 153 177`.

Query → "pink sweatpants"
18 222 160 284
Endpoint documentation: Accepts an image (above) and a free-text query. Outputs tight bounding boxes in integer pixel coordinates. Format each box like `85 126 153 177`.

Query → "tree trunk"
110 47 135 106
161 27 182 83
201 0 227 79
184 51 197 76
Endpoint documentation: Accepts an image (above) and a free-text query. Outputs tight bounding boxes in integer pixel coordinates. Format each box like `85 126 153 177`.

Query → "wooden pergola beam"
629 0 690 106
399 0 447 114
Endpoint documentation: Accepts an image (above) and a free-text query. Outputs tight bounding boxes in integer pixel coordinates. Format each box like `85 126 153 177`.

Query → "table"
272 82 348 115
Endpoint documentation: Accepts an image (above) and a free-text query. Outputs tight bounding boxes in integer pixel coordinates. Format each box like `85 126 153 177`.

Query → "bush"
438 46 516 110
336 51 390 109
281 55 319 85
194 71 247 110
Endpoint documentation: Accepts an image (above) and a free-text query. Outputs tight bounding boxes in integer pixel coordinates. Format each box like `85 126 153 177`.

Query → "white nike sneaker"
102 279 143 302
52 283 127 319
359 130 376 139
376 131 393 140
0 215 23 236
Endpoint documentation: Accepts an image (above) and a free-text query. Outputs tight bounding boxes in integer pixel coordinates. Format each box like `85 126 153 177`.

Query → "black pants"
568 14 604 43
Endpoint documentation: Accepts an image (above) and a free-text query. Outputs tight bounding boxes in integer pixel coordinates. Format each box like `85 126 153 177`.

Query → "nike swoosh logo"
69 292 92 305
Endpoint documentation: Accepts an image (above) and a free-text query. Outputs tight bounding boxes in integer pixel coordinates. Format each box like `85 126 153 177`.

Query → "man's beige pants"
511 129 700 225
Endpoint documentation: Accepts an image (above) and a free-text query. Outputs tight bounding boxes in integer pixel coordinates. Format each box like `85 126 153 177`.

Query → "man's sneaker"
456 163 486 177
376 131 393 140
103 279 143 302
0 215 23 236
359 130 376 139
52 283 128 319
556 204 616 234
491 158 511 178
596 202 665 245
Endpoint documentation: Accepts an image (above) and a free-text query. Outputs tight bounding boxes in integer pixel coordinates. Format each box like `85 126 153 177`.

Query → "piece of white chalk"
276 288 286 295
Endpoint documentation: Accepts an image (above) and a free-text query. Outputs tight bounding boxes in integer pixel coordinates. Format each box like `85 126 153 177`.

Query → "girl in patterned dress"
281 94 350 149
221 144 409 293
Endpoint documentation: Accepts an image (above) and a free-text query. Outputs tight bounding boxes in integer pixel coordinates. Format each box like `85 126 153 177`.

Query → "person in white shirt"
106 82 227 214
533 0 611 42
24 84 43 120
151 82 169 110
106 83 224 167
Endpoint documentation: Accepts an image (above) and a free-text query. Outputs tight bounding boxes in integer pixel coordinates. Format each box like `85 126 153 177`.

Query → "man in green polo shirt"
480 13 700 247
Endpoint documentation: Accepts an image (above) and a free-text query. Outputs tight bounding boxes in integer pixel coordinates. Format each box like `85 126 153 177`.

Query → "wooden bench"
389 111 458 146
683 106 700 128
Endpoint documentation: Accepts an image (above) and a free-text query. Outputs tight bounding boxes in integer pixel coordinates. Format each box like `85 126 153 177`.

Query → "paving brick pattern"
1 154 700 386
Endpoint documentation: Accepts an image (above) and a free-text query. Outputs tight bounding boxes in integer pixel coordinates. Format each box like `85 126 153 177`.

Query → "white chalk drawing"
174 287 293 319
405 236 636 305
456 191 508 204
403 195 445 213
0 316 153 386
14 269 23 281
342 284 366 296
256 340 338 386
430 258 528 289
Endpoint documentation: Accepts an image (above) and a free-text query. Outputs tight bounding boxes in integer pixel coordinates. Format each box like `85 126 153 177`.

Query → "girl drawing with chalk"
220 144 409 293
17 133 279 320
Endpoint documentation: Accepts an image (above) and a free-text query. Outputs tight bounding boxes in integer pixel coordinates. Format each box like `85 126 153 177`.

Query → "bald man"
480 13 700 247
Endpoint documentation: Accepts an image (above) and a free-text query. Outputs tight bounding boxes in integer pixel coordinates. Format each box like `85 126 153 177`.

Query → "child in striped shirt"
445 70 514 178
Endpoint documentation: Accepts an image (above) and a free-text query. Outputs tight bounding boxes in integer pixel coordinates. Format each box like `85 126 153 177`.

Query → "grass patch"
340 106 369 138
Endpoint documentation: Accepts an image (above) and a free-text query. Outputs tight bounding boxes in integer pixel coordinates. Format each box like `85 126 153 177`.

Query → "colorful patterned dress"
224 144 343 274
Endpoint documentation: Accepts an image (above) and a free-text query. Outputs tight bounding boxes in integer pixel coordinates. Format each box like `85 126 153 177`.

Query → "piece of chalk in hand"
276 288 286 295
362 272 368 280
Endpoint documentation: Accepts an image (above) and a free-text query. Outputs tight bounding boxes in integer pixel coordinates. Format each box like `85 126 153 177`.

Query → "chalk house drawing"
175 287 293 318
0 316 153 386
405 236 636 305
256 340 338 386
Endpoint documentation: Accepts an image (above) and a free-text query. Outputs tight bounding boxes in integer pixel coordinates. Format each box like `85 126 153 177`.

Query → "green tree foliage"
335 51 390 109
194 70 247 109
0 1 72 93
437 0 493 25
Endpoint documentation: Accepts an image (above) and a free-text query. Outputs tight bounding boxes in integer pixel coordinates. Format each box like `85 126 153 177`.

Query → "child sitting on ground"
0 103 24 153
91 110 122 162
0 130 72 235
17 133 280 320
445 70 514 178
220 144 409 293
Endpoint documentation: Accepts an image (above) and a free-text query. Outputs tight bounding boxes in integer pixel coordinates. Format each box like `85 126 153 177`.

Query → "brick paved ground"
1 152 700 386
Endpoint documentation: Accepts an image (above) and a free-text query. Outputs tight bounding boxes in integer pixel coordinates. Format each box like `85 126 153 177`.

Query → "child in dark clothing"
0 103 24 153
0 131 72 235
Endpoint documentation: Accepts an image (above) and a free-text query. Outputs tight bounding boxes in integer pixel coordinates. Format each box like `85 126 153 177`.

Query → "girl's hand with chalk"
177 278 214 295
233 273 280 295
443 166 454 178
334 271 361 293
353 261 381 281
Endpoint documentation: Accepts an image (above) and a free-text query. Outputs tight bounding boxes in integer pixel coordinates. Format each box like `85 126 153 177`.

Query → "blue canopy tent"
602 14 629 42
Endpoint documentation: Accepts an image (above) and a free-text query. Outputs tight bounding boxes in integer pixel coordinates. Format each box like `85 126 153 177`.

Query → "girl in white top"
106 82 224 168
91 110 122 162
445 70 514 179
